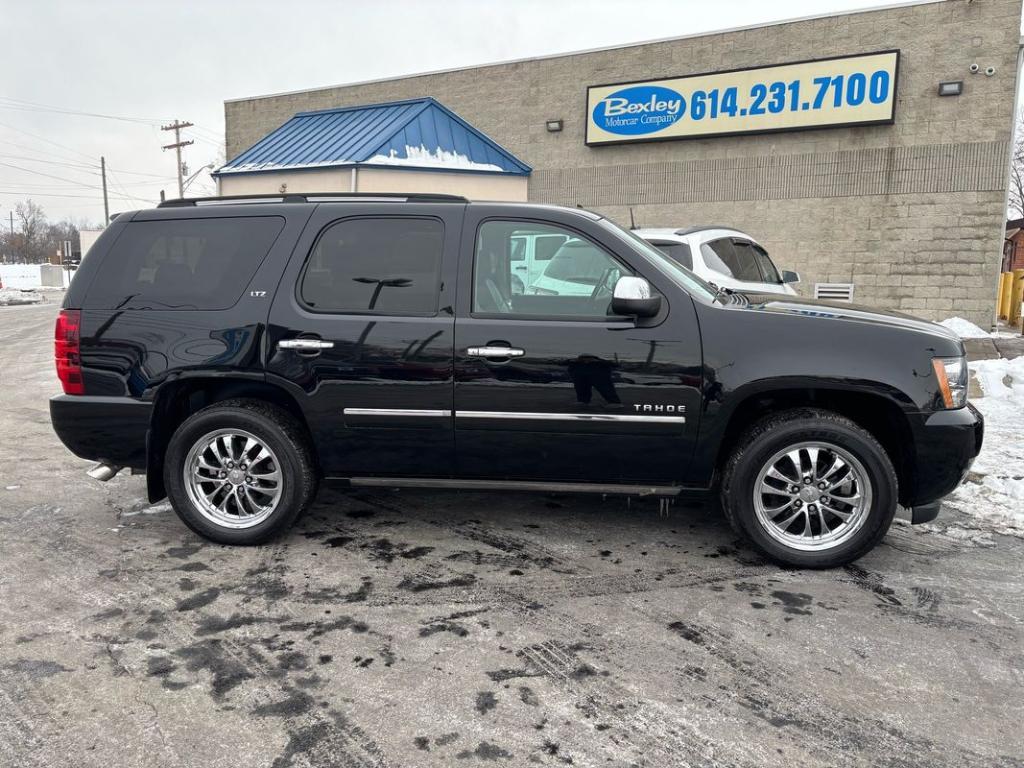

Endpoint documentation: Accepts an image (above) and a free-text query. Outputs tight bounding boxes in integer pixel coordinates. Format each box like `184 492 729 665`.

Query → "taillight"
55 309 83 395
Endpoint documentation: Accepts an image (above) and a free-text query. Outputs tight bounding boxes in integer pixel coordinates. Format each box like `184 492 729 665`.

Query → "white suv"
634 227 800 296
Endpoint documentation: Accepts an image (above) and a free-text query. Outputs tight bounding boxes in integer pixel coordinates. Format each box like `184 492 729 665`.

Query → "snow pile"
368 145 504 172
944 356 1024 535
939 316 991 338
0 289 42 306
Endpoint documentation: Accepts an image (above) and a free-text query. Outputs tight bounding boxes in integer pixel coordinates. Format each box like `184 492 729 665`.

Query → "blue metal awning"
216 98 530 177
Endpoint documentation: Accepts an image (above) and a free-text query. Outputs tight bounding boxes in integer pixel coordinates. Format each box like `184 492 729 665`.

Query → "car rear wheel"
164 399 317 545
720 408 897 568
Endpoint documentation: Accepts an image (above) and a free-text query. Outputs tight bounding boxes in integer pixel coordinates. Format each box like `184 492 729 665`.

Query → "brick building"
1004 219 1024 271
223 0 1023 327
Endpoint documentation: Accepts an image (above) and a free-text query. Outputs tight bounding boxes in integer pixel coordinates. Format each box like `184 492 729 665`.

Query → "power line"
0 120 95 162
0 160 103 189
104 165 177 180
0 96 168 126
0 153 97 170
105 167 153 207
0 161 152 203
0 189 144 201
3 177 164 190
0 137 97 168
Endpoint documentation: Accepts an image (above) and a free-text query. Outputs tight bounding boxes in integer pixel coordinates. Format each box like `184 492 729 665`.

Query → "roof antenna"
629 206 637 230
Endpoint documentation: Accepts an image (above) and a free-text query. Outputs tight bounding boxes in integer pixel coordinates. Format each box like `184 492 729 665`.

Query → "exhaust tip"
87 463 123 482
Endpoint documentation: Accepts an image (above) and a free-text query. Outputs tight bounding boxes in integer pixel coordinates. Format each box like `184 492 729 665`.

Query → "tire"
720 408 897 568
163 399 317 545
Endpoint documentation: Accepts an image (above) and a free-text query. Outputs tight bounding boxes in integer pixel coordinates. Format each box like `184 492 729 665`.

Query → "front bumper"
50 395 152 470
903 401 983 514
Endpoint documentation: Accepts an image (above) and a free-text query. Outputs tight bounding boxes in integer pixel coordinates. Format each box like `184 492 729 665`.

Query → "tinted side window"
473 221 630 319
747 243 781 283
84 216 284 310
700 238 762 282
651 242 693 270
300 217 443 314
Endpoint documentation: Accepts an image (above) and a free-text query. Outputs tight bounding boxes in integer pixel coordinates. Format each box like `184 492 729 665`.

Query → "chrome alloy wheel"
183 428 282 529
752 441 872 552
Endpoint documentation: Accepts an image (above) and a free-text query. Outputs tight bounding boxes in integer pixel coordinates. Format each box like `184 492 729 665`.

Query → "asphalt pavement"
1 298 1022 768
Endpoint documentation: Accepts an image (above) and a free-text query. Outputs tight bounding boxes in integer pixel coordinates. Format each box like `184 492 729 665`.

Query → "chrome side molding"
343 408 452 418
456 411 685 424
340 409 684 424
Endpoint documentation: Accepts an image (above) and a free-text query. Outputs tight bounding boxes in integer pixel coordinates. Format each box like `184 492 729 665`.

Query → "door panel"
453 210 704 484
266 203 462 477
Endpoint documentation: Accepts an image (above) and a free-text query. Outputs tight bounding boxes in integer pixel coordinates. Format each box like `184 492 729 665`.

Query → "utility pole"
161 120 194 199
100 156 109 226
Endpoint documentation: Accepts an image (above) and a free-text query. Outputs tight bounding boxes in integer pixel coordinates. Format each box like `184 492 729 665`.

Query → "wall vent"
814 283 855 302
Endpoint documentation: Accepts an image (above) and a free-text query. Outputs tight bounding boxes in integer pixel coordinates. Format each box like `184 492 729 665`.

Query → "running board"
346 477 681 497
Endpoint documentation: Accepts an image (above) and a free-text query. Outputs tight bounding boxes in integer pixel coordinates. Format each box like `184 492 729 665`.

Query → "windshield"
542 240 613 285
596 219 718 301
651 242 693 270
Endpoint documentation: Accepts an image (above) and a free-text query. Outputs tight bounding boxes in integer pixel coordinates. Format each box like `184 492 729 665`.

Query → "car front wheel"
721 408 898 568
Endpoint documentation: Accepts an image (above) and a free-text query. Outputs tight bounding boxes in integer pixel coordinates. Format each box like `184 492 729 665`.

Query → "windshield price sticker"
586 51 898 145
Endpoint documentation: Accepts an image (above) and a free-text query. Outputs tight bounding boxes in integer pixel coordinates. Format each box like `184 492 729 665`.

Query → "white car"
509 230 569 294
529 238 623 297
634 226 800 296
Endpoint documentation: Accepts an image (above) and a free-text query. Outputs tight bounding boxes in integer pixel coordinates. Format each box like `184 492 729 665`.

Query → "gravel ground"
1 299 1022 768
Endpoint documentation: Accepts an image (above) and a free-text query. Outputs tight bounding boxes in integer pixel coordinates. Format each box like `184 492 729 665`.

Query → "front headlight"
932 356 968 409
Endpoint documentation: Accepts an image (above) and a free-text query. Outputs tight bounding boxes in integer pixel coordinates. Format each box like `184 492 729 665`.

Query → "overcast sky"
1 0 925 223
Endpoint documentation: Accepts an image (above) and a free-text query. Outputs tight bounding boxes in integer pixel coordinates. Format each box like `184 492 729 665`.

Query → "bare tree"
0 200 99 264
1009 112 1024 220
9 200 48 263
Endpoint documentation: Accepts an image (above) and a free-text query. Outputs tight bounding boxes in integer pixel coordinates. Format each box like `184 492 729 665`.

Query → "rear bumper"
903 402 983 512
50 395 151 470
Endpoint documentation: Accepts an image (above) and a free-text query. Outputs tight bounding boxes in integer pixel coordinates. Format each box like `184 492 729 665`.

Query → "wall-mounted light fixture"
546 119 563 133
937 81 963 96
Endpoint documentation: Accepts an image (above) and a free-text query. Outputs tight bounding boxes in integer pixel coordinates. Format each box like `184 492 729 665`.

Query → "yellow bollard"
1009 269 1024 327
997 272 1011 319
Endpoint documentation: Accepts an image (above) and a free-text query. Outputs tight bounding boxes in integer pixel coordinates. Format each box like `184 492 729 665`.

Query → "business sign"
585 50 899 145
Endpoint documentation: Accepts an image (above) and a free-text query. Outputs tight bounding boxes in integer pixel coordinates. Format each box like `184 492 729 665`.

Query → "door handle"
278 338 335 351
467 346 525 359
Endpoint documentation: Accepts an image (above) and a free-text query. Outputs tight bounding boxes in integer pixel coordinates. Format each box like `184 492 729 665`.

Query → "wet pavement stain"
176 587 220 611
3 658 71 677
397 573 476 592
252 690 315 718
164 543 203 560
769 590 814 615
667 621 705 645
173 640 254 699
475 691 498 714
456 741 512 761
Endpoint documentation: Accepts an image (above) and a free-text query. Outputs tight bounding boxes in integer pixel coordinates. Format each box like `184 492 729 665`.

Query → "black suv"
51 194 983 567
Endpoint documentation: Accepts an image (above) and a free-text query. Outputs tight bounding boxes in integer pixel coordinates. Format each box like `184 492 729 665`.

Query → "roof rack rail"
157 192 469 208
673 224 742 236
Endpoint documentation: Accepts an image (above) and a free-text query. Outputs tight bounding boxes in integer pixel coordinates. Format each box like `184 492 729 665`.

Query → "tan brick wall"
224 0 1022 327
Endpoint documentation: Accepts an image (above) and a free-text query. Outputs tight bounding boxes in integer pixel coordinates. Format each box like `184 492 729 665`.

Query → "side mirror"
781 270 801 284
611 276 661 318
